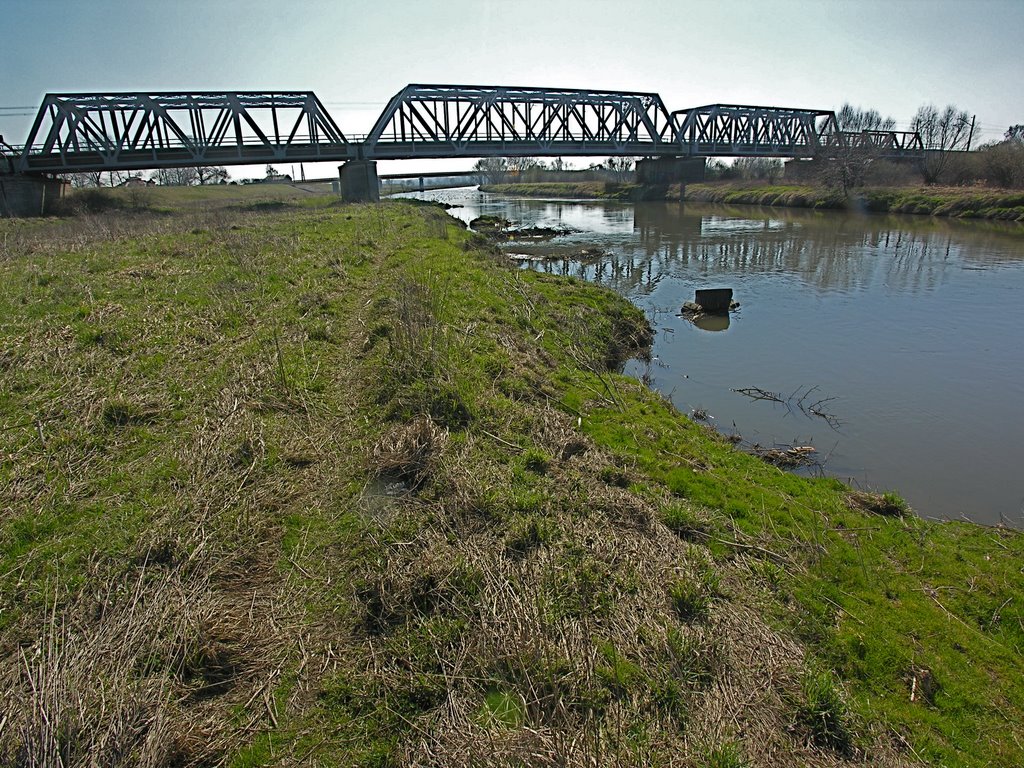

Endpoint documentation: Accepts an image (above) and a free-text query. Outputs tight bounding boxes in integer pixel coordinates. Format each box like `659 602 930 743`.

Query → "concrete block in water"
694 288 733 313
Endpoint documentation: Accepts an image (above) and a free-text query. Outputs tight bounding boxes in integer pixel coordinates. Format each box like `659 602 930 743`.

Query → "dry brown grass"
340 400 923 767
0 206 341 766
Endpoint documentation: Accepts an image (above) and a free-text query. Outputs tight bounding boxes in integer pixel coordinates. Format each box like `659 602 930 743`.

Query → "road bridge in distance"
1 84 925 213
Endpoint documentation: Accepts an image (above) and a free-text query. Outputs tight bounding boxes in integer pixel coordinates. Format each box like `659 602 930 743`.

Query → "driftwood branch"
733 384 842 431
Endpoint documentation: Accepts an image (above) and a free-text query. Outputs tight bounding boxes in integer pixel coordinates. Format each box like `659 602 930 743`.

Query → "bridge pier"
338 161 380 203
0 174 68 218
635 157 707 185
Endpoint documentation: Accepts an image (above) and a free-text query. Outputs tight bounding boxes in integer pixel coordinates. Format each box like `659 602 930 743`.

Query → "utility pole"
965 114 976 152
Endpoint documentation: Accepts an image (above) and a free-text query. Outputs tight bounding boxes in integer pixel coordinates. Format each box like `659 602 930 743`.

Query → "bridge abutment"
635 157 707 185
0 174 68 218
338 161 380 203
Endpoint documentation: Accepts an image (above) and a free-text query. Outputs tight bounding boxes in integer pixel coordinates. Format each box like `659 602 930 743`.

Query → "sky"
1 0 1021 179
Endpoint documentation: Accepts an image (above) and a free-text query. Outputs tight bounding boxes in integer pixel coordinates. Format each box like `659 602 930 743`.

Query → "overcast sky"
2 0 1021 177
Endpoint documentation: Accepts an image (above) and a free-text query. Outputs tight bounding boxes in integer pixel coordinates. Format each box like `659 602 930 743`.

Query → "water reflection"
629 203 961 297
691 313 730 332
399 188 1024 525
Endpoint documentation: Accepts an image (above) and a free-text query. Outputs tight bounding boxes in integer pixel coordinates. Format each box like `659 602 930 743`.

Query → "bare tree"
152 167 198 186
62 170 132 188
472 158 509 184
196 166 229 185
63 171 105 188
836 104 896 133
911 104 973 183
506 157 545 175
817 104 901 193
732 157 782 182
605 156 636 181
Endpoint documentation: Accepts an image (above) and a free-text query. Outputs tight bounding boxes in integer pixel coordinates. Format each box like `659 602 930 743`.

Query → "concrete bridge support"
338 160 380 203
636 157 707 185
0 174 68 217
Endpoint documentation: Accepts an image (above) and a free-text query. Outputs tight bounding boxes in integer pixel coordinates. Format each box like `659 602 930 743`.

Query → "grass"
797 666 854 754
699 742 748 768
1 193 1022 766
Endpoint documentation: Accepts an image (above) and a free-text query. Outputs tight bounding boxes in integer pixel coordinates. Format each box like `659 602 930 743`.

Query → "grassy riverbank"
678 182 1024 221
482 180 1024 221
1 190 1022 766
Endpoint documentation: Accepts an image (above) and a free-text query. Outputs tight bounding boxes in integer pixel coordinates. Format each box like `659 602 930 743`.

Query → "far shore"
479 181 1024 222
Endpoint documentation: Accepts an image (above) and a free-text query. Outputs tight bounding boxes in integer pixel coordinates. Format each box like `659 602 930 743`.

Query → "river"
396 187 1024 526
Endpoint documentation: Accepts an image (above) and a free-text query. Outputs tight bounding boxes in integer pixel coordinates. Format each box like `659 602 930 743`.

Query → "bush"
59 188 125 215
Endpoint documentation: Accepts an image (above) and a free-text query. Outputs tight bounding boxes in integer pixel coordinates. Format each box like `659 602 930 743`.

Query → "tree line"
822 102 1023 189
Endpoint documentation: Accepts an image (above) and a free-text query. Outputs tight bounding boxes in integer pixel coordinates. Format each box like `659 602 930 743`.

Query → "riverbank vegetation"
1 190 1022 766
675 182 1024 221
481 180 1024 221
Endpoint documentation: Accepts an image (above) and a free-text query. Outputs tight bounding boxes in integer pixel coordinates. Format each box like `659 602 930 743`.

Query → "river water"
397 187 1024 526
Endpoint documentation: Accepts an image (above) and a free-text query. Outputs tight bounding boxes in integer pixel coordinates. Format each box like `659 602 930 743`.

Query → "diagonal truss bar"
671 104 842 158
364 84 677 159
17 91 354 173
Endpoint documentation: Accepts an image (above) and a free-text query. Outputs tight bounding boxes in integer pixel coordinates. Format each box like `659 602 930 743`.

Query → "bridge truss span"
671 104 840 158
833 129 925 155
17 92 354 174
8 84 926 177
363 84 678 159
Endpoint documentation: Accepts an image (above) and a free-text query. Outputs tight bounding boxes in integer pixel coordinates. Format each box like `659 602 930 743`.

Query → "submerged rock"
470 215 512 234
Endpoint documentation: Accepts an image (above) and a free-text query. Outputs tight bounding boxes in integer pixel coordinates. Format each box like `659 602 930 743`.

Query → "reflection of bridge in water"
2 83 925 212
526 203 969 299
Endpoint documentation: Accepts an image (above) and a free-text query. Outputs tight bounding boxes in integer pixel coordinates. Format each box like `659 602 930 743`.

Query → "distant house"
119 176 155 188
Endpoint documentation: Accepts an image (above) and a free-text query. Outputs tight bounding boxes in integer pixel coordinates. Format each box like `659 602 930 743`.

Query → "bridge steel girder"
363 84 679 160
16 92 354 174
8 86 926 177
830 129 925 156
671 104 841 158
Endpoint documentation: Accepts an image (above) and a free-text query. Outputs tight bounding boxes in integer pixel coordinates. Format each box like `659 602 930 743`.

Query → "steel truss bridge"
2 84 924 175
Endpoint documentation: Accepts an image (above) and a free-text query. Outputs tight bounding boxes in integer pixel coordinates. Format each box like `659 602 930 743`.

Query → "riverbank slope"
481 181 1024 221
1 190 1021 766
